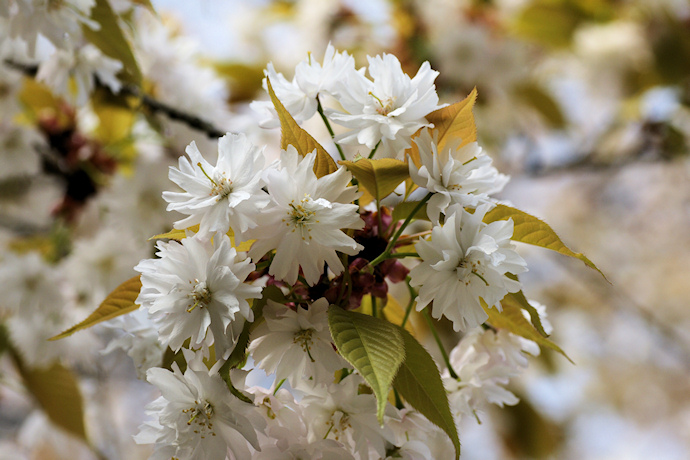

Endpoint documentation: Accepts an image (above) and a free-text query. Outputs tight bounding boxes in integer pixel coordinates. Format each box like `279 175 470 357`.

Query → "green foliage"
393 328 460 460
50 275 141 340
224 285 287 371
509 289 549 337
339 158 410 201
82 0 142 85
512 82 566 129
149 225 255 252
265 77 338 178
328 305 405 423
512 3 585 48
391 200 429 224
484 204 607 281
14 357 88 441
214 62 266 102
406 86 477 169
511 0 616 49
652 16 690 85
484 296 572 362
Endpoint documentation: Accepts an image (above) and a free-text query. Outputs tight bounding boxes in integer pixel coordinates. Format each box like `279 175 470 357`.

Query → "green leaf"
149 225 254 252
511 3 584 49
162 346 187 373
393 328 460 460
131 0 156 14
82 0 142 85
213 62 266 103
49 275 141 340
266 77 338 178
512 82 566 129
508 289 549 338
339 158 409 201
484 204 608 281
408 88 478 168
425 87 478 151
224 285 287 371
16 359 87 441
149 224 201 241
328 306 405 424
91 88 136 144
391 200 429 224
484 297 572 363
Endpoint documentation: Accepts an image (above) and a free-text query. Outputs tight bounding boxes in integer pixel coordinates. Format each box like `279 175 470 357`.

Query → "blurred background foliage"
1 0 689 458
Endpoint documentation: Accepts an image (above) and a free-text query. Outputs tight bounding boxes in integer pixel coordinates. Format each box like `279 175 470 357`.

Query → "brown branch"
3 60 227 139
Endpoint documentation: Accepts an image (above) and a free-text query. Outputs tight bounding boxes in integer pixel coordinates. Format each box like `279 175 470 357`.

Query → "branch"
3 60 227 139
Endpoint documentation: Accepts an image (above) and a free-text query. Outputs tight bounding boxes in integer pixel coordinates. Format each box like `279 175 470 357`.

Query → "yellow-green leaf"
393 328 460 459
391 200 429 224
82 0 142 85
213 61 265 103
18 78 73 128
426 87 477 152
131 0 156 13
266 77 338 178
484 204 607 281
328 305 405 423
339 158 409 201
92 88 136 144
17 360 87 441
484 297 572 363
506 286 549 338
149 225 200 241
356 294 415 334
407 88 478 168
49 275 141 340
512 82 566 129
511 3 584 49
149 225 254 252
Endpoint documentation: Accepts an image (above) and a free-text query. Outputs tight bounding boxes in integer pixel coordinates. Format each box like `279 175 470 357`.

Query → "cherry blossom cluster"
1 0 123 104
124 47 542 459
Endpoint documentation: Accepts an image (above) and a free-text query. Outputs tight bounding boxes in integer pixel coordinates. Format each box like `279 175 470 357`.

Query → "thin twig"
3 60 227 139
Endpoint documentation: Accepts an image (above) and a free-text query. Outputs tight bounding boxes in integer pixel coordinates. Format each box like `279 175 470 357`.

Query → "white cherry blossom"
442 327 539 419
163 133 269 240
248 298 347 389
301 375 398 460
251 44 356 128
36 44 122 105
247 147 363 285
409 128 508 222
135 350 265 460
410 204 527 331
329 53 443 159
135 233 261 358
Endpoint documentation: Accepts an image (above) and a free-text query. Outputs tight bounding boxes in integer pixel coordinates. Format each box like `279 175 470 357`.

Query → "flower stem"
368 140 381 159
369 193 432 268
317 96 346 161
273 378 286 395
422 309 459 379
401 283 416 328
387 252 419 259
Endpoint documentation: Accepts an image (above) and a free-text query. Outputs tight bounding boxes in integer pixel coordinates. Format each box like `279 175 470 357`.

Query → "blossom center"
325 410 352 442
456 259 488 286
197 162 233 200
183 400 216 438
293 328 316 362
45 0 65 11
370 92 396 116
187 280 211 312
283 196 320 241
211 176 234 200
